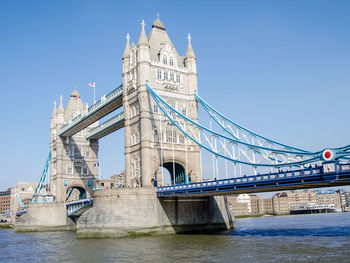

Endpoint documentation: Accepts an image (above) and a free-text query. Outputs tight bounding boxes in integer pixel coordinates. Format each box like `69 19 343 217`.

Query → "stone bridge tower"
50 91 99 202
122 17 201 187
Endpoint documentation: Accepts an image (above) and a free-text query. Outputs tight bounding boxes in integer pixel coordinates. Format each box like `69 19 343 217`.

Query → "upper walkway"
59 85 123 137
157 161 350 197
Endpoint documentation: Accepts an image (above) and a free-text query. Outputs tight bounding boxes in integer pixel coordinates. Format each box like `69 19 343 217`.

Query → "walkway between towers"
59 85 124 138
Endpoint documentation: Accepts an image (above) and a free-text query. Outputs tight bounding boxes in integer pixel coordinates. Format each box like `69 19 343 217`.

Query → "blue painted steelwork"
195 93 310 153
66 198 93 217
146 83 322 167
16 194 27 215
157 161 350 197
195 93 350 161
59 84 123 137
31 153 52 204
146 83 350 168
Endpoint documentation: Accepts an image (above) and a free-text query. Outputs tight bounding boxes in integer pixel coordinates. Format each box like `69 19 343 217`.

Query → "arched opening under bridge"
66 186 87 202
161 162 190 185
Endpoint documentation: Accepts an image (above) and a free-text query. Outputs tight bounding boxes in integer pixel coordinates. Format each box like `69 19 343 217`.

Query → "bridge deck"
66 198 93 217
59 85 123 137
86 112 125 140
157 162 350 197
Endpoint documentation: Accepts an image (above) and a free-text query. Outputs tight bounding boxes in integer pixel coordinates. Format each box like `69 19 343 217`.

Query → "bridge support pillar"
76 188 234 238
14 203 75 232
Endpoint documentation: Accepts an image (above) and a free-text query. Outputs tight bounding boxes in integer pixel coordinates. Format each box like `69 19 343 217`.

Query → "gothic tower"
50 90 99 202
122 17 201 187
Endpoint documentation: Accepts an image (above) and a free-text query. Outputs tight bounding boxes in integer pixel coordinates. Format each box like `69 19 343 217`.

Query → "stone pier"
15 203 75 232
76 187 234 238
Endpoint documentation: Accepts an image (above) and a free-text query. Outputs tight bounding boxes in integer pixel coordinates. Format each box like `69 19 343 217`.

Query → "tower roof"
152 14 165 30
65 88 83 121
123 33 131 59
137 20 149 46
57 95 64 113
71 88 80 98
185 34 196 58
147 16 184 65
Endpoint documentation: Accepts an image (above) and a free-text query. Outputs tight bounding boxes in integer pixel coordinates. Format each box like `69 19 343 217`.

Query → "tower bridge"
14 16 350 237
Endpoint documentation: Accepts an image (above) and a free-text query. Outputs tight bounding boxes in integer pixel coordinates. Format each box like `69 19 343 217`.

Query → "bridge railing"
60 85 123 134
157 161 350 194
66 198 93 216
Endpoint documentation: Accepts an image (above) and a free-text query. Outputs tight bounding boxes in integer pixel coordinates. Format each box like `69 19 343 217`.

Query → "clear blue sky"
1 0 349 192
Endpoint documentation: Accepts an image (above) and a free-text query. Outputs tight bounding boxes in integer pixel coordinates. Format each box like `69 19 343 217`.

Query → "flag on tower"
88 82 95 88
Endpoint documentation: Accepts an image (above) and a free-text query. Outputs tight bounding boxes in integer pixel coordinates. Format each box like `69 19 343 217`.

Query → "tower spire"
58 95 64 113
185 34 195 58
52 100 57 115
123 33 131 59
137 20 149 46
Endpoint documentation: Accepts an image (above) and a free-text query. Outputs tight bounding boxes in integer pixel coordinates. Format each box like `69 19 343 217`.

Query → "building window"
85 150 90 157
157 70 162 79
153 104 159 113
181 108 187 116
164 72 168 80
166 127 176 143
75 165 82 174
176 74 180 83
163 56 167 65
170 73 174 81
166 129 172 143
170 58 174 66
74 147 80 157
83 165 88 175
67 163 73 174
153 130 160 142
179 134 185 144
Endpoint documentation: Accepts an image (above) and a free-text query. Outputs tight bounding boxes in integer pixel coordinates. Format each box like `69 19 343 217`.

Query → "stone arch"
159 158 193 185
65 185 87 201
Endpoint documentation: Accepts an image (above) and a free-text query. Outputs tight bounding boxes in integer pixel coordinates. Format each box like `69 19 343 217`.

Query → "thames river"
1 213 350 262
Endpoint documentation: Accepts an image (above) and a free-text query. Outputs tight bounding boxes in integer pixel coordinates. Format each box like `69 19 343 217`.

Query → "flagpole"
93 85 96 104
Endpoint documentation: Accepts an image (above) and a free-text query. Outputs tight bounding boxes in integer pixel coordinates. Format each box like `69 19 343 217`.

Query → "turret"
137 20 150 82
185 34 197 73
122 33 131 74
51 100 57 128
56 95 65 125
185 34 198 95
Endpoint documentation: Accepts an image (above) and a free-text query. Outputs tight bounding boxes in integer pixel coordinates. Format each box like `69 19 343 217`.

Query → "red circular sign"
324 151 331 159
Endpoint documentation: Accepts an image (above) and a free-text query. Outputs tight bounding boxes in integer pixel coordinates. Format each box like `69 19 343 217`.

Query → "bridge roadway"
157 161 350 197
59 85 123 137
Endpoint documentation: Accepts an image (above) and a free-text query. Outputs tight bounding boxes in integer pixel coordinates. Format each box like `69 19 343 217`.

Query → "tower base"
77 187 234 238
14 202 75 232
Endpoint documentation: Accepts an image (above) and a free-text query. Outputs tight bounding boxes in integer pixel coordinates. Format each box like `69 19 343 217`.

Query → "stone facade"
122 17 201 188
50 91 99 202
77 187 233 238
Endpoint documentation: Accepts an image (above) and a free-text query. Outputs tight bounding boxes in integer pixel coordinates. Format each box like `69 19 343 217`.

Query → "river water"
1 213 349 263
